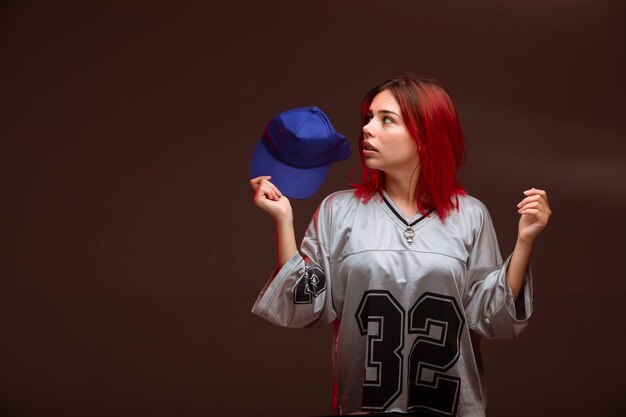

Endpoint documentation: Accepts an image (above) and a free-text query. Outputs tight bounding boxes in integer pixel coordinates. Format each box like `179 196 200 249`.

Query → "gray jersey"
252 190 532 416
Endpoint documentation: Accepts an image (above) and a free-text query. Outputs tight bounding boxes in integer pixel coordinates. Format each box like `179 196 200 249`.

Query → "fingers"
249 175 272 191
517 199 549 214
523 187 548 204
518 201 541 212
255 182 278 202
516 188 552 243
250 176 283 199
518 206 549 224
264 179 283 199
517 187 552 231
253 178 283 203
517 188 551 215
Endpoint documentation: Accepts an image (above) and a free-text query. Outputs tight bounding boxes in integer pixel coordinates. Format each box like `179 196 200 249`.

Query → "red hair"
352 74 466 221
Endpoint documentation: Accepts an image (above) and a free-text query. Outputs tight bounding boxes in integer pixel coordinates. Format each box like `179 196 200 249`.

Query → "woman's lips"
362 141 378 151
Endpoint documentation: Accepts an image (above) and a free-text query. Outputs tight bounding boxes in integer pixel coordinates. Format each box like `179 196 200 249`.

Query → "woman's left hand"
516 188 552 243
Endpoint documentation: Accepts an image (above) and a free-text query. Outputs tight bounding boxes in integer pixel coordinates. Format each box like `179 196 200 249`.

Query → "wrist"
514 236 535 253
275 214 294 227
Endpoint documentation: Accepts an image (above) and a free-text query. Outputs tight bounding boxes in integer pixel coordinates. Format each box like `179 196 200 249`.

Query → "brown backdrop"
1 1 625 416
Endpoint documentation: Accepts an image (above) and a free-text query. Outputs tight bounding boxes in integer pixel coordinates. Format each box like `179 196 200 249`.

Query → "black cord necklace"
382 196 434 244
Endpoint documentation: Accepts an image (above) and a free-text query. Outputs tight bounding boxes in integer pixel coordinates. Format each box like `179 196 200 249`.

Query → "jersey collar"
380 190 434 229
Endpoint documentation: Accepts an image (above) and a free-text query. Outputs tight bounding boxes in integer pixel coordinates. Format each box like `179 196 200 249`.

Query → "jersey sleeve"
462 203 533 339
251 198 336 328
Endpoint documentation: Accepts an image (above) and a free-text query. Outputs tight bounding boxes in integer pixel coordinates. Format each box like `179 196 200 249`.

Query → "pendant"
403 226 415 244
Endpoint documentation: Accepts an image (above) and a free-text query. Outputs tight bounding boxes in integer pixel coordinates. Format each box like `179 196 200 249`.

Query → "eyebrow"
368 109 402 119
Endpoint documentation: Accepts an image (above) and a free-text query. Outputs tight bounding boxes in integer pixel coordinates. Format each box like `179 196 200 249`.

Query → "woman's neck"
383 170 420 219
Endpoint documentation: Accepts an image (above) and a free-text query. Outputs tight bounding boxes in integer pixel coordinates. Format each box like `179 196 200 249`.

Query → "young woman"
249 75 551 416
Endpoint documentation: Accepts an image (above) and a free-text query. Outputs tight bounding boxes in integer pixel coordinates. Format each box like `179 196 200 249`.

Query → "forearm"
275 217 298 268
506 238 534 300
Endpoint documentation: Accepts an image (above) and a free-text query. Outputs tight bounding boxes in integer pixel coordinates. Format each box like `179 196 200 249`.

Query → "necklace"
382 196 433 244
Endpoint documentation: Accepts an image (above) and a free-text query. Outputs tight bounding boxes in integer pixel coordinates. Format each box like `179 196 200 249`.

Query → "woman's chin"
363 158 382 170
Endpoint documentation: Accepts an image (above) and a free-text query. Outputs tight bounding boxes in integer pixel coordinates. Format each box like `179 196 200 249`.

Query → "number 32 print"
355 290 465 416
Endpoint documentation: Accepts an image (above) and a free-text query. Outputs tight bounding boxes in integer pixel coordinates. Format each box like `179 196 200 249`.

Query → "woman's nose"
362 121 373 138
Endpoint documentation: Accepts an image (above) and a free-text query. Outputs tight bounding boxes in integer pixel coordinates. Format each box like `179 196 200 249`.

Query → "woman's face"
362 89 419 175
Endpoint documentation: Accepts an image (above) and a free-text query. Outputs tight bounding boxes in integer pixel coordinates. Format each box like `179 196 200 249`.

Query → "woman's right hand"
250 176 293 222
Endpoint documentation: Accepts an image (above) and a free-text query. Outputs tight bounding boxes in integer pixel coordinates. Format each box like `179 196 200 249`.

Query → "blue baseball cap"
250 106 351 199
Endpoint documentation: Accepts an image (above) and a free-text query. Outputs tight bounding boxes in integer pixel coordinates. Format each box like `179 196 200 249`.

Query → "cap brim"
249 140 330 199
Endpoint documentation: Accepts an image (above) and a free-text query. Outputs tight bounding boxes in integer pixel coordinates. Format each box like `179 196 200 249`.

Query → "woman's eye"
383 116 393 124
